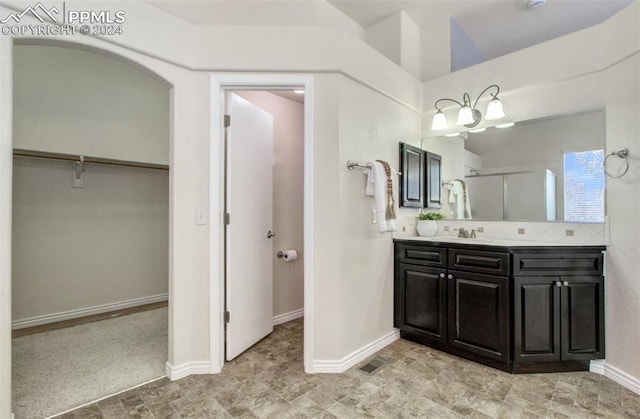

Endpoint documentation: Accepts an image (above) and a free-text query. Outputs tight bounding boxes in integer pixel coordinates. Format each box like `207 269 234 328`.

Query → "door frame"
210 74 314 373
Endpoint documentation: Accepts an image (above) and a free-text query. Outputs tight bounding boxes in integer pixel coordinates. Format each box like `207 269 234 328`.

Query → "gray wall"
12 44 169 323
12 158 169 321
13 45 170 165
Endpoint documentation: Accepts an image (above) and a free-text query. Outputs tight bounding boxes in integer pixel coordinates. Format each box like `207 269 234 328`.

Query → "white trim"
46 375 165 419
165 361 212 381
273 308 304 326
210 74 315 374
11 294 169 330
312 329 400 373
589 359 605 374
591 360 640 395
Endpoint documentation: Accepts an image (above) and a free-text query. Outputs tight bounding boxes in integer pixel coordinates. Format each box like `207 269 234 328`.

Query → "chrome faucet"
457 228 470 238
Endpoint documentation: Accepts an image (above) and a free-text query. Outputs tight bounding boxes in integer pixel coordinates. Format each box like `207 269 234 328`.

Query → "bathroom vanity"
394 237 606 373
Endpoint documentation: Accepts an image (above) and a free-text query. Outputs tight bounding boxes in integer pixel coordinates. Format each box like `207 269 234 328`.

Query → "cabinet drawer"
448 249 510 276
396 244 447 268
514 253 603 276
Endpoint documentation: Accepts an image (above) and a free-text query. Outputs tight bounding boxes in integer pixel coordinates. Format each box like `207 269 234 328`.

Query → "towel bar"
346 160 401 175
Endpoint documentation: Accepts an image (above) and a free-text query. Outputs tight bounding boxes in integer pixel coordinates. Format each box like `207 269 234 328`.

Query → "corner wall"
312 74 421 366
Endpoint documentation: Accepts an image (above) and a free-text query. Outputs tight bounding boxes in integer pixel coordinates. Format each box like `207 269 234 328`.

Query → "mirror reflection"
445 109 605 222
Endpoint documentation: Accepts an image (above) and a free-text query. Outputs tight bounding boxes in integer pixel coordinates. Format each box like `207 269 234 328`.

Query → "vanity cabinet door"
561 276 605 361
399 143 423 208
395 263 447 345
447 270 510 362
513 277 561 363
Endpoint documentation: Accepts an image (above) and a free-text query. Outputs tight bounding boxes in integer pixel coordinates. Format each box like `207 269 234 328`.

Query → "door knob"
562 281 569 287
447 274 453 280
439 273 445 278
555 281 562 287
266 230 276 239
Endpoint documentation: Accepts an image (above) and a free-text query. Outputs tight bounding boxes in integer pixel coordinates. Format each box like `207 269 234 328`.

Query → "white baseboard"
312 329 400 373
591 360 640 395
165 361 212 381
273 308 304 326
12 293 168 330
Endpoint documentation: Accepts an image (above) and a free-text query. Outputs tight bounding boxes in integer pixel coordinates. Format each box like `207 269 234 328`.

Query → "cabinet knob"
555 281 562 287
447 274 453 280
563 281 569 287
439 273 445 278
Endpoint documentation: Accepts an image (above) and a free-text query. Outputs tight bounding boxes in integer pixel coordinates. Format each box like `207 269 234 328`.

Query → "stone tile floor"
56 319 640 418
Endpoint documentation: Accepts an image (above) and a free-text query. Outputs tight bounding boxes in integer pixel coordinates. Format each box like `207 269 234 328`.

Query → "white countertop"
396 236 606 247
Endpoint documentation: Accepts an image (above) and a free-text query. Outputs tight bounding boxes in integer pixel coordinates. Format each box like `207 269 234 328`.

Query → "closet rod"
12 149 169 171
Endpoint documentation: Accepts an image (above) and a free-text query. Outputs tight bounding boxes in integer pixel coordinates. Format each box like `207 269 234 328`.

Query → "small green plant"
417 212 445 221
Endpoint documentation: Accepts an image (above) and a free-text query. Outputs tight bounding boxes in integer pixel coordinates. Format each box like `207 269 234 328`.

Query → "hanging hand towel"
364 162 375 196
453 179 472 219
368 161 398 233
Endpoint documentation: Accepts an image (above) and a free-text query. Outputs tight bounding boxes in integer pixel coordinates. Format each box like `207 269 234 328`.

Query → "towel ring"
604 148 630 178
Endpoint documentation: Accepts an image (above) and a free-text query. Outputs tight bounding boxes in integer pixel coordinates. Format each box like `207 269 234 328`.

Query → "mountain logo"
1 3 60 24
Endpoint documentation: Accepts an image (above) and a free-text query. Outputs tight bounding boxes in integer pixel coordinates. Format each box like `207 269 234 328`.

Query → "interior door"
225 92 274 361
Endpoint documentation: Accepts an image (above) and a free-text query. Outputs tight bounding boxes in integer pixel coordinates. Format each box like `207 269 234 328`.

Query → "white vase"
416 220 438 237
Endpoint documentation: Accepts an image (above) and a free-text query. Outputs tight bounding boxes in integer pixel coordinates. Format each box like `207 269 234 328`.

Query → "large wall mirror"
434 109 605 222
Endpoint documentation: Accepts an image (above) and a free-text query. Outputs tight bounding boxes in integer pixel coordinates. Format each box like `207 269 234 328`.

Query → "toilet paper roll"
281 250 298 262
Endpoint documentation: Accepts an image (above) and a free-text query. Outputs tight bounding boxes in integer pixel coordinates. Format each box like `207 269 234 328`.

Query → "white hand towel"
364 162 375 196
448 181 460 204
449 179 472 219
371 161 397 233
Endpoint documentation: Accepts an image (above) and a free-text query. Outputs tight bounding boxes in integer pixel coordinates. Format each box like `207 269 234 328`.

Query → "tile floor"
56 319 640 418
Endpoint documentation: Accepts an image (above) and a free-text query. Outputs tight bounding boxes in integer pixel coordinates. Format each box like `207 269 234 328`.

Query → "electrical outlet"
518 228 526 235
402 226 406 232
566 229 574 237
477 227 484 233
443 225 450 232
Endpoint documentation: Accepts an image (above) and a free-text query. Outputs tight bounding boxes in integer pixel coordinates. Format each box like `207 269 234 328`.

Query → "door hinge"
224 212 230 225
224 311 230 323
224 114 231 128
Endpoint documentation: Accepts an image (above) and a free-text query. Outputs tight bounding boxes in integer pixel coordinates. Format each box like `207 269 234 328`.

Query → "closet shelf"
13 149 169 171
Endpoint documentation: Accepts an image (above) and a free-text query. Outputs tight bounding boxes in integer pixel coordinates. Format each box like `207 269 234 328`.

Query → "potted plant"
416 212 445 237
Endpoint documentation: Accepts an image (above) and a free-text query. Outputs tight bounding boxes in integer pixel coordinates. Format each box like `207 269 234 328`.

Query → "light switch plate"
196 208 208 225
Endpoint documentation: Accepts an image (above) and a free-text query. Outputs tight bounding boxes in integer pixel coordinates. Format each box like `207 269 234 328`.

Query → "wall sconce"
431 84 505 130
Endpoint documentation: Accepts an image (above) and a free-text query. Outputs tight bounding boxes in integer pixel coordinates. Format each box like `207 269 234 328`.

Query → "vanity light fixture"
431 84 505 130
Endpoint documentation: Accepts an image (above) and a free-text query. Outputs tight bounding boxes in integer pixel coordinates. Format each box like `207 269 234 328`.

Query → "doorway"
10 42 170 418
210 75 315 372
224 90 305 361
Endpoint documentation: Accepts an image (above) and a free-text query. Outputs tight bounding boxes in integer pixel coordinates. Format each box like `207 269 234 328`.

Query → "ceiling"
329 0 632 60
148 0 633 64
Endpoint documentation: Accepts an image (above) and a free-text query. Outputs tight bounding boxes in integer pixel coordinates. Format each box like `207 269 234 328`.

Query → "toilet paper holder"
277 251 285 259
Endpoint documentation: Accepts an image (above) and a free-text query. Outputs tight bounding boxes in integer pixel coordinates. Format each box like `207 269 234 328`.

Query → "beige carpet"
12 307 168 418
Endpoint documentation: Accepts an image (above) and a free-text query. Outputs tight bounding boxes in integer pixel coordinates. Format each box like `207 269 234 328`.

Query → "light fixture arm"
471 84 500 110
434 97 465 111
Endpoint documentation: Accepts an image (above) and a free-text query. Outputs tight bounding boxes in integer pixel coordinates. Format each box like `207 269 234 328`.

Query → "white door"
225 93 274 361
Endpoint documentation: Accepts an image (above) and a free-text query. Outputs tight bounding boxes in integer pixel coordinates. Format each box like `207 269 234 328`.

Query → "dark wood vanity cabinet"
394 243 511 365
512 251 605 368
394 240 606 373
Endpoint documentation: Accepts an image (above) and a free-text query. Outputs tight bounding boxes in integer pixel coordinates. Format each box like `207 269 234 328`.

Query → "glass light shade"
456 106 474 126
431 110 448 130
485 97 505 120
